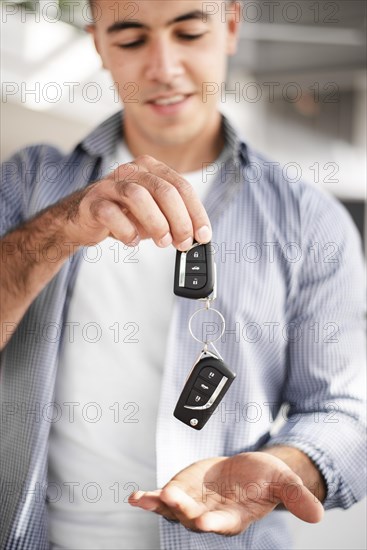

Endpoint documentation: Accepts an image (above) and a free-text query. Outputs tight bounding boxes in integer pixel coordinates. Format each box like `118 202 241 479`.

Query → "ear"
226 1 242 56
86 23 100 55
85 24 107 69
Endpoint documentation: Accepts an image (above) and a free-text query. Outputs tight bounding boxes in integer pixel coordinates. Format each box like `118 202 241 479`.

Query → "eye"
178 33 205 41
118 39 145 49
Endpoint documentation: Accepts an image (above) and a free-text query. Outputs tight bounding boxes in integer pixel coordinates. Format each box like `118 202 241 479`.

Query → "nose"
145 37 184 84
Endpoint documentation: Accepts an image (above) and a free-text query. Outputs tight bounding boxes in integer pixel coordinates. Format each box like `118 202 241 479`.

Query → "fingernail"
196 226 211 243
128 235 140 247
129 490 144 504
178 237 193 251
159 233 172 247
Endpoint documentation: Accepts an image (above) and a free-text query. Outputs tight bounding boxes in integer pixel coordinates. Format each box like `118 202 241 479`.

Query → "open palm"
129 452 324 535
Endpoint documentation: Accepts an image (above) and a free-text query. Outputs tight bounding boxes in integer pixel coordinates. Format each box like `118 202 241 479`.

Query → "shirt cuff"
262 412 366 510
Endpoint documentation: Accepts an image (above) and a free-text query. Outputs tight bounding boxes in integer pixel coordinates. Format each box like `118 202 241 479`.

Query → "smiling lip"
146 93 194 115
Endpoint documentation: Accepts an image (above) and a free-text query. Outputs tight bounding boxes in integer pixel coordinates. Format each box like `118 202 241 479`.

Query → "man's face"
89 0 240 147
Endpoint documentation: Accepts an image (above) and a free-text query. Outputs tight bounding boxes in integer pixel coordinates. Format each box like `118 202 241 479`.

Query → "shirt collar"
79 108 249 167
220 112 249 166
79 110 124 158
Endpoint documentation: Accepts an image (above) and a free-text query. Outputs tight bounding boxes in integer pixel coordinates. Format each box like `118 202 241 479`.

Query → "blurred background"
1 0 366 548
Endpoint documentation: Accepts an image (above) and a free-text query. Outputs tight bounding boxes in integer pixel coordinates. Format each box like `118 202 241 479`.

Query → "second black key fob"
173 242 215 299
173 354 236 430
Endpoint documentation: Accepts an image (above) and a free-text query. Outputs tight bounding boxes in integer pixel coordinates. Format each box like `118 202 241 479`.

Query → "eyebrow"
106 10 209 34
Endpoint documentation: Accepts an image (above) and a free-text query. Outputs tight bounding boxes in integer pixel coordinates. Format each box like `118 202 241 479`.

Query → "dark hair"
87 0 238 20
88 0 237 9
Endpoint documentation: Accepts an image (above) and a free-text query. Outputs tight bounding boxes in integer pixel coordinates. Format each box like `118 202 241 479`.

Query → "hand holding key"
0 155 212 351
64 155 212 250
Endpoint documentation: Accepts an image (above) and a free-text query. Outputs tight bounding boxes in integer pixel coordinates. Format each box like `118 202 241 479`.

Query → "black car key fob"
173 242 215 299
174 354 236 430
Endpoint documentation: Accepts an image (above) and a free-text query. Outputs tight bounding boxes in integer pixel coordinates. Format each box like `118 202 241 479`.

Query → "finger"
160 485 205 521
127 172 194 251
89 199 140 245
161 486 248 536
99 180 172 248
128 490 161 509
128 490 151 505
280 479 324 523
128 490 178 521
124 156 213 247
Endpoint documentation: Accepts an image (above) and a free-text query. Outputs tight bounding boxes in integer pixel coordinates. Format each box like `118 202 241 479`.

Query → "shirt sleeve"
1 145 62 237
264 186 366 510
0 149 27 237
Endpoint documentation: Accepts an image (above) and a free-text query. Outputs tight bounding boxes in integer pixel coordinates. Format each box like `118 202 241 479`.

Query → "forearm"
261 445 326 502
0 197 82 350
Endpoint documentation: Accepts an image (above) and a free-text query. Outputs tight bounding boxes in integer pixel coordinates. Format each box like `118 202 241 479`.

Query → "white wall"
1 101 94 160
288 500 367 550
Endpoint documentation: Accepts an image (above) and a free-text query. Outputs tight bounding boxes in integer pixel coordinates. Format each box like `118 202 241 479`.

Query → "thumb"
279 475 324 523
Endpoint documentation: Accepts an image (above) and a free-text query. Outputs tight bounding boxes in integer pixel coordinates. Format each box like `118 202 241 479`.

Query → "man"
0 1 365 549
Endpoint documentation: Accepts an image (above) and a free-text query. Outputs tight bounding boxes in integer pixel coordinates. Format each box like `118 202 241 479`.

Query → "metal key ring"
188 306 226 345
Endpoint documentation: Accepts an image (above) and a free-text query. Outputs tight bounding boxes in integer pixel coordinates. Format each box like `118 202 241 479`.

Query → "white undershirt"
47 142 221 549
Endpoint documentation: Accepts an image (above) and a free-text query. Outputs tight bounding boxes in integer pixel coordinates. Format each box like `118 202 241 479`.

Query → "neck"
122 113 225 173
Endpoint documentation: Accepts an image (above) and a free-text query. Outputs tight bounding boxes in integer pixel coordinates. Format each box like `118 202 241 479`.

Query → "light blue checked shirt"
1 112 366 550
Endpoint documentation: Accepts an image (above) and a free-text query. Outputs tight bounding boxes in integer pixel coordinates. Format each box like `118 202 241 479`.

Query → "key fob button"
199 366 222 385
174 356 236 429
186 246 205 263
185 275 207 289
174 242 214 299
185 263 207 275
194 378 216 396
186 390 209 407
